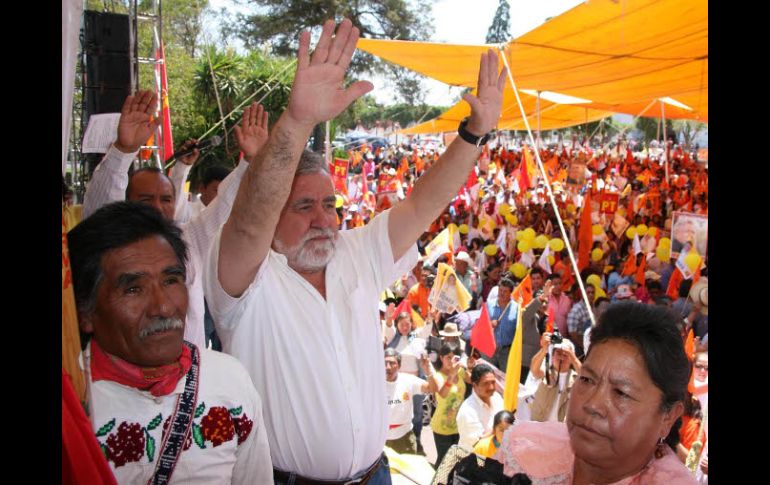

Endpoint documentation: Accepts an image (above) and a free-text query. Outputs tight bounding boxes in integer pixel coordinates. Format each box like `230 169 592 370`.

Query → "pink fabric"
548 294 573 336
496 421 698 484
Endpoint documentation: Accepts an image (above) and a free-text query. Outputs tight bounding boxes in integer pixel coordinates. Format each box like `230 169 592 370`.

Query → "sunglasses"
694 364 708 371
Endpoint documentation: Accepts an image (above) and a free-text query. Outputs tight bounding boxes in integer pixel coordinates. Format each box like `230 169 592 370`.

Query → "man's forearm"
390 138 481 259
227 113 312 237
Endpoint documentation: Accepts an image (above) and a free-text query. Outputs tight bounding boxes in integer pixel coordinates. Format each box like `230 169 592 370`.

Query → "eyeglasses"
694 364 708 371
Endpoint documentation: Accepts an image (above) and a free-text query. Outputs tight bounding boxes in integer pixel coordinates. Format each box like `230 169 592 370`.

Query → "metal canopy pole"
536 91 541 150
661 100 669 185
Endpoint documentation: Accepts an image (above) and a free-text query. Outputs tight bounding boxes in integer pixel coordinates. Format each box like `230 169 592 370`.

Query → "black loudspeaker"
82 10 131 116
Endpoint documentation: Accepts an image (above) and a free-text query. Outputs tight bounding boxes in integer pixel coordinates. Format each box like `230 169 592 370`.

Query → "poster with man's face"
671 212 708 257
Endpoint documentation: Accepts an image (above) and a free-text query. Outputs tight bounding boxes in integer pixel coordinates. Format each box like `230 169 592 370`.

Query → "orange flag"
577 190 593 271
684 328 695 361
512 274 533 307
634 254 647 286
621 253 637 277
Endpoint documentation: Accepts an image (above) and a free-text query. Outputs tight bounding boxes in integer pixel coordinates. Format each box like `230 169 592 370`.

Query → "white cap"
455 251 472 264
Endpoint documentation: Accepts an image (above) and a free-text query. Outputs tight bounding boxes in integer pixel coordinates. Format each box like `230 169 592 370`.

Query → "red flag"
545 310 555 334
621 253 637 277
471 304 497 357
62 369 118 485
512 274 533 307
157 42 174 162
394 297 411 317
577 190 593 271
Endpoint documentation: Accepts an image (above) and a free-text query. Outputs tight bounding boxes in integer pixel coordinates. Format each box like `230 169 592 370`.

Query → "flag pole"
499 46 596 328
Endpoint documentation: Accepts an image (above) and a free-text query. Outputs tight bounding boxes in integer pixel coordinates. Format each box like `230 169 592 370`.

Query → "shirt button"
154 397 163 404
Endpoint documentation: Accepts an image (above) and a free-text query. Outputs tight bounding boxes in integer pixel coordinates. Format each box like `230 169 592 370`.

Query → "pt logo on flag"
600 193 619 214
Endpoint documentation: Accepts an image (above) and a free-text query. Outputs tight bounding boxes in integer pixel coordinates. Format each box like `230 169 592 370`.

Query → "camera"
550 329 564 345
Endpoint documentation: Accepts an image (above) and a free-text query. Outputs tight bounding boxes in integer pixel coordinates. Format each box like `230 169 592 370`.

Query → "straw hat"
439 323 462 337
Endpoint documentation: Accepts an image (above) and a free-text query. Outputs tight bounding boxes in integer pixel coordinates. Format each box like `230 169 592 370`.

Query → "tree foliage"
635 117 675 144
228 0 435 104
486 0 511 44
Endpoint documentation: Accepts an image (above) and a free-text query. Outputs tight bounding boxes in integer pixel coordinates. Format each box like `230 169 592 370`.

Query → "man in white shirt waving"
205 18 506 483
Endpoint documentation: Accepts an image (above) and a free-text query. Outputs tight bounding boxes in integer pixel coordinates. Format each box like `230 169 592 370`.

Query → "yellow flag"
424 226 454 265
503 299 523 411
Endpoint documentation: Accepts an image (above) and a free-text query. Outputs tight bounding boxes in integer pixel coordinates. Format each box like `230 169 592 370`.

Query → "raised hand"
234 102 270 161
177 139 200 166
286 19 373 127
462 50 507 136
115 90 161 154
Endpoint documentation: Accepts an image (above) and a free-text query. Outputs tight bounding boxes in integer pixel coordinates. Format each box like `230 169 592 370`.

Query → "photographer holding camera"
525 329 582 423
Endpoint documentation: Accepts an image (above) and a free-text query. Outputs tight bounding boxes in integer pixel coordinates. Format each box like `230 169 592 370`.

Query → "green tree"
486 0 511 44
635 117 675 144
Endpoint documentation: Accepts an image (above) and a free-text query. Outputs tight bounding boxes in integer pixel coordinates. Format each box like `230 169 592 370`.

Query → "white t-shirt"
205 208 418 479
386 373 426 440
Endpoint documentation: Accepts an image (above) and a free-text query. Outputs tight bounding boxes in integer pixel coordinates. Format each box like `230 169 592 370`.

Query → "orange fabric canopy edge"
357 0 707 133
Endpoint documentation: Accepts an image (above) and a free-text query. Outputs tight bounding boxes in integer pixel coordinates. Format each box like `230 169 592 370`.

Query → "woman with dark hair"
474 410 515 458
428 341 473 467
496 302 697 483
480 261 503 302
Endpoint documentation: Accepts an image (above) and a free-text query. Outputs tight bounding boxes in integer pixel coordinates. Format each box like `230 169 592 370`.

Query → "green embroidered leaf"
146 413 162 431
192 423 205 449
100 443 108 460
146 431 156 462
96 418 115 437
228 406 242 416
194 402 205 418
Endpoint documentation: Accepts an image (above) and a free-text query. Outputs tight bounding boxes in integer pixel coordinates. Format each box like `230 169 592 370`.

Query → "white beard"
274 227 337 273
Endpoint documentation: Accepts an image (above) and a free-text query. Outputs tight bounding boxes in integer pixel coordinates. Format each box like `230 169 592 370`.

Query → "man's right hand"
234 102 269 161
540 332 552 350
285 19 373 129
114 90 161 154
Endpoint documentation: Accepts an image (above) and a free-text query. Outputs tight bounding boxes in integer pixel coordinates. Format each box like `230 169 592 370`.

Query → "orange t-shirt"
679 415 706 451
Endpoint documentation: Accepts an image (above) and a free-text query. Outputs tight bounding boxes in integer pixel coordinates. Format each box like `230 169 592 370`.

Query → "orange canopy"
357 0 707 132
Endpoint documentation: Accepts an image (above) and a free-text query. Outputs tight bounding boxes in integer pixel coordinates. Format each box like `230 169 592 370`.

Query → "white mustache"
138 317 184 339
300 227 336 244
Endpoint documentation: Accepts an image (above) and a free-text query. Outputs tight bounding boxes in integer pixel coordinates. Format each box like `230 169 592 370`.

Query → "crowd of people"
61 17 708 485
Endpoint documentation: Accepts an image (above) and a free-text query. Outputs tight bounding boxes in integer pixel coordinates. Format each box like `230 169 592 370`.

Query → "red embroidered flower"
200 406 234 447
105 422 145 467
162 416 192 450
233 414 253 445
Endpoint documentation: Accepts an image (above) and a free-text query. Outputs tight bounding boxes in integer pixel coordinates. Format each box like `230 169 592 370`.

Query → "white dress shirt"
205 209 418 479
456 389 504 450
82 145 247 348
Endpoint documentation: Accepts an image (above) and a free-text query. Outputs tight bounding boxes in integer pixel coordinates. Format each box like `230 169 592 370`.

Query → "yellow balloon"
498 203 510 216
517 239 531 253
459 224 469 235
535 235 549 249
636 224 648 236
484 244 498 256
648 227 658 238
549 238 565 252
591 248 604 262
505 214 518 226
523 228 536 241
658 237 671 248
586 274 601 288
510 263 526 279
447 223 458 234
656 245 670 262
516 230 527 241
684 252 700 272
335 194 344 208
548 255 555 265
626 227 637 240
592 225 603 236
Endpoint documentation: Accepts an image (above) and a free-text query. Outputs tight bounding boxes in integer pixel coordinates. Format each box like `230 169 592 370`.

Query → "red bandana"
90 340 192 397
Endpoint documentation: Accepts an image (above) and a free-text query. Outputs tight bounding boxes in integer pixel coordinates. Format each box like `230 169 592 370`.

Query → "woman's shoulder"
633 450 698 485
497 421 574 481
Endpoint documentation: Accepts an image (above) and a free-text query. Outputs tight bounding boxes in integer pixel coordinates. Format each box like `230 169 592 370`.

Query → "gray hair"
296 150 330 177
384 348 401 364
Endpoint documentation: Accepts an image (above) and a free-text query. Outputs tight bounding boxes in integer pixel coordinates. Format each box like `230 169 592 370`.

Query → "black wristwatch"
458 117 492 147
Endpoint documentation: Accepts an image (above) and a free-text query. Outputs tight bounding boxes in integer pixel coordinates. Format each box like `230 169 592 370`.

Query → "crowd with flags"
347 132 708 477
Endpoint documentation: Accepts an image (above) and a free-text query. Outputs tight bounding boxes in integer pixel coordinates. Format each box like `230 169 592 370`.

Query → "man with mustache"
82 93 270 351
68 201 272 483
206 18 506 483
